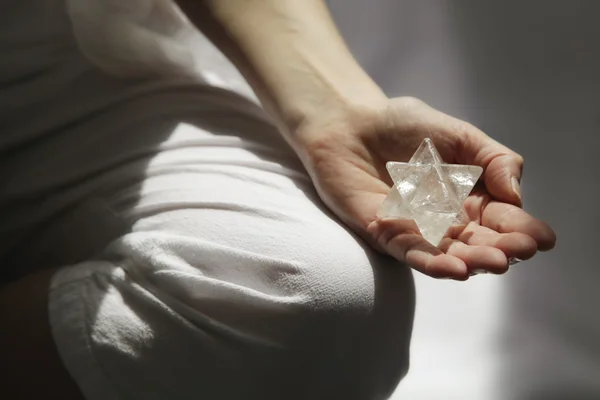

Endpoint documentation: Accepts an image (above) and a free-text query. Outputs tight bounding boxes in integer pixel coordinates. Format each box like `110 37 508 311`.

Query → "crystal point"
377 139 483 246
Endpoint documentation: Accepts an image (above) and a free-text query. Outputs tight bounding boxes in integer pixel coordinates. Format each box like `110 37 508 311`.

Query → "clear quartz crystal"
377 138 483 246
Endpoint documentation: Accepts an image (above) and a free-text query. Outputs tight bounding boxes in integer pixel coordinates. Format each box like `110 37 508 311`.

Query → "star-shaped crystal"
377 138 483 246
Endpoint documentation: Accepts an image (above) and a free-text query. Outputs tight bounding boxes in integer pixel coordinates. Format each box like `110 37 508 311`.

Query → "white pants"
17 88 417 399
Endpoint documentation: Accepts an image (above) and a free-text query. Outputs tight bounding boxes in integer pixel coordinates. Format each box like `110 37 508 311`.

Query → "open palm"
301 97 556 280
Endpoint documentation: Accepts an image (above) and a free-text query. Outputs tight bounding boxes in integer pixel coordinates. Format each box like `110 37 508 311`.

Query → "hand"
299 97 556 280
183 0 555 279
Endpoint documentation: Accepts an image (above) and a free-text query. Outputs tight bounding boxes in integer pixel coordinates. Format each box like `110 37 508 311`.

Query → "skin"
1 0 556 396
177 0 555 279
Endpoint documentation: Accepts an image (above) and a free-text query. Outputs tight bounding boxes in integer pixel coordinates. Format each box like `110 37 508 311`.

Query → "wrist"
290 90 386 144
182 0 388 155
285 87 388 172
278 68 388 137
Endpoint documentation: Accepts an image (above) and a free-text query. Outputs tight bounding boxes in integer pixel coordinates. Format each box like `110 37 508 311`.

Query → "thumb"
460 132 524 207
484 152 524 207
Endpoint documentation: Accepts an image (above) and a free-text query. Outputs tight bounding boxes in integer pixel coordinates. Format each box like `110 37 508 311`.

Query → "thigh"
47 114 416 399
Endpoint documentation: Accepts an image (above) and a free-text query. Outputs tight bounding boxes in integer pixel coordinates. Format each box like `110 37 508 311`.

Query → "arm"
176 0 554 278
174 0 387 160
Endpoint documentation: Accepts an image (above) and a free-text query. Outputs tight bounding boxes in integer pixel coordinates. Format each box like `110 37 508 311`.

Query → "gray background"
327 1 600 399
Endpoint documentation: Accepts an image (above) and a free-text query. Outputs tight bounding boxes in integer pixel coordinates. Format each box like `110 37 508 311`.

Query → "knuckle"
513 153 525 168
453 121 477 142
496 207 521 232
396 96 427 110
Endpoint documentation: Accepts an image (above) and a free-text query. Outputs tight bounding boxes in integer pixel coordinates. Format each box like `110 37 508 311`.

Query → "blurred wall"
327 1 600 399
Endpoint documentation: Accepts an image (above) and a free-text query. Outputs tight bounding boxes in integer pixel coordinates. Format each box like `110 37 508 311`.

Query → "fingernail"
511 177 522 204
469 268 490 276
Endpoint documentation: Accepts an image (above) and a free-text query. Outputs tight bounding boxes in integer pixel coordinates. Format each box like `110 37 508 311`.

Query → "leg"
6 106 415 399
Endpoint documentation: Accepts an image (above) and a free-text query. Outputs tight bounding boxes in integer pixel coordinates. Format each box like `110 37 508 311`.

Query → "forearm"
175 0 387 153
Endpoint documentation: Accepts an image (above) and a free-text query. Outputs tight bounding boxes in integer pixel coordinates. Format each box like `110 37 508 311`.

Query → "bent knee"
114 230 415 393
51 230 414 399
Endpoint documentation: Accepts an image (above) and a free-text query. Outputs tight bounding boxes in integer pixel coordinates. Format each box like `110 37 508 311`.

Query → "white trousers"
26 88 417 400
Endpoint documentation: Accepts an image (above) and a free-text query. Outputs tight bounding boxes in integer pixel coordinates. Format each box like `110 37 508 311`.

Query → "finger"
458 130 524 207
453 222 538 261
368 219 468 280
438 239 509 275
481 201 556 251
483 154 524 207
